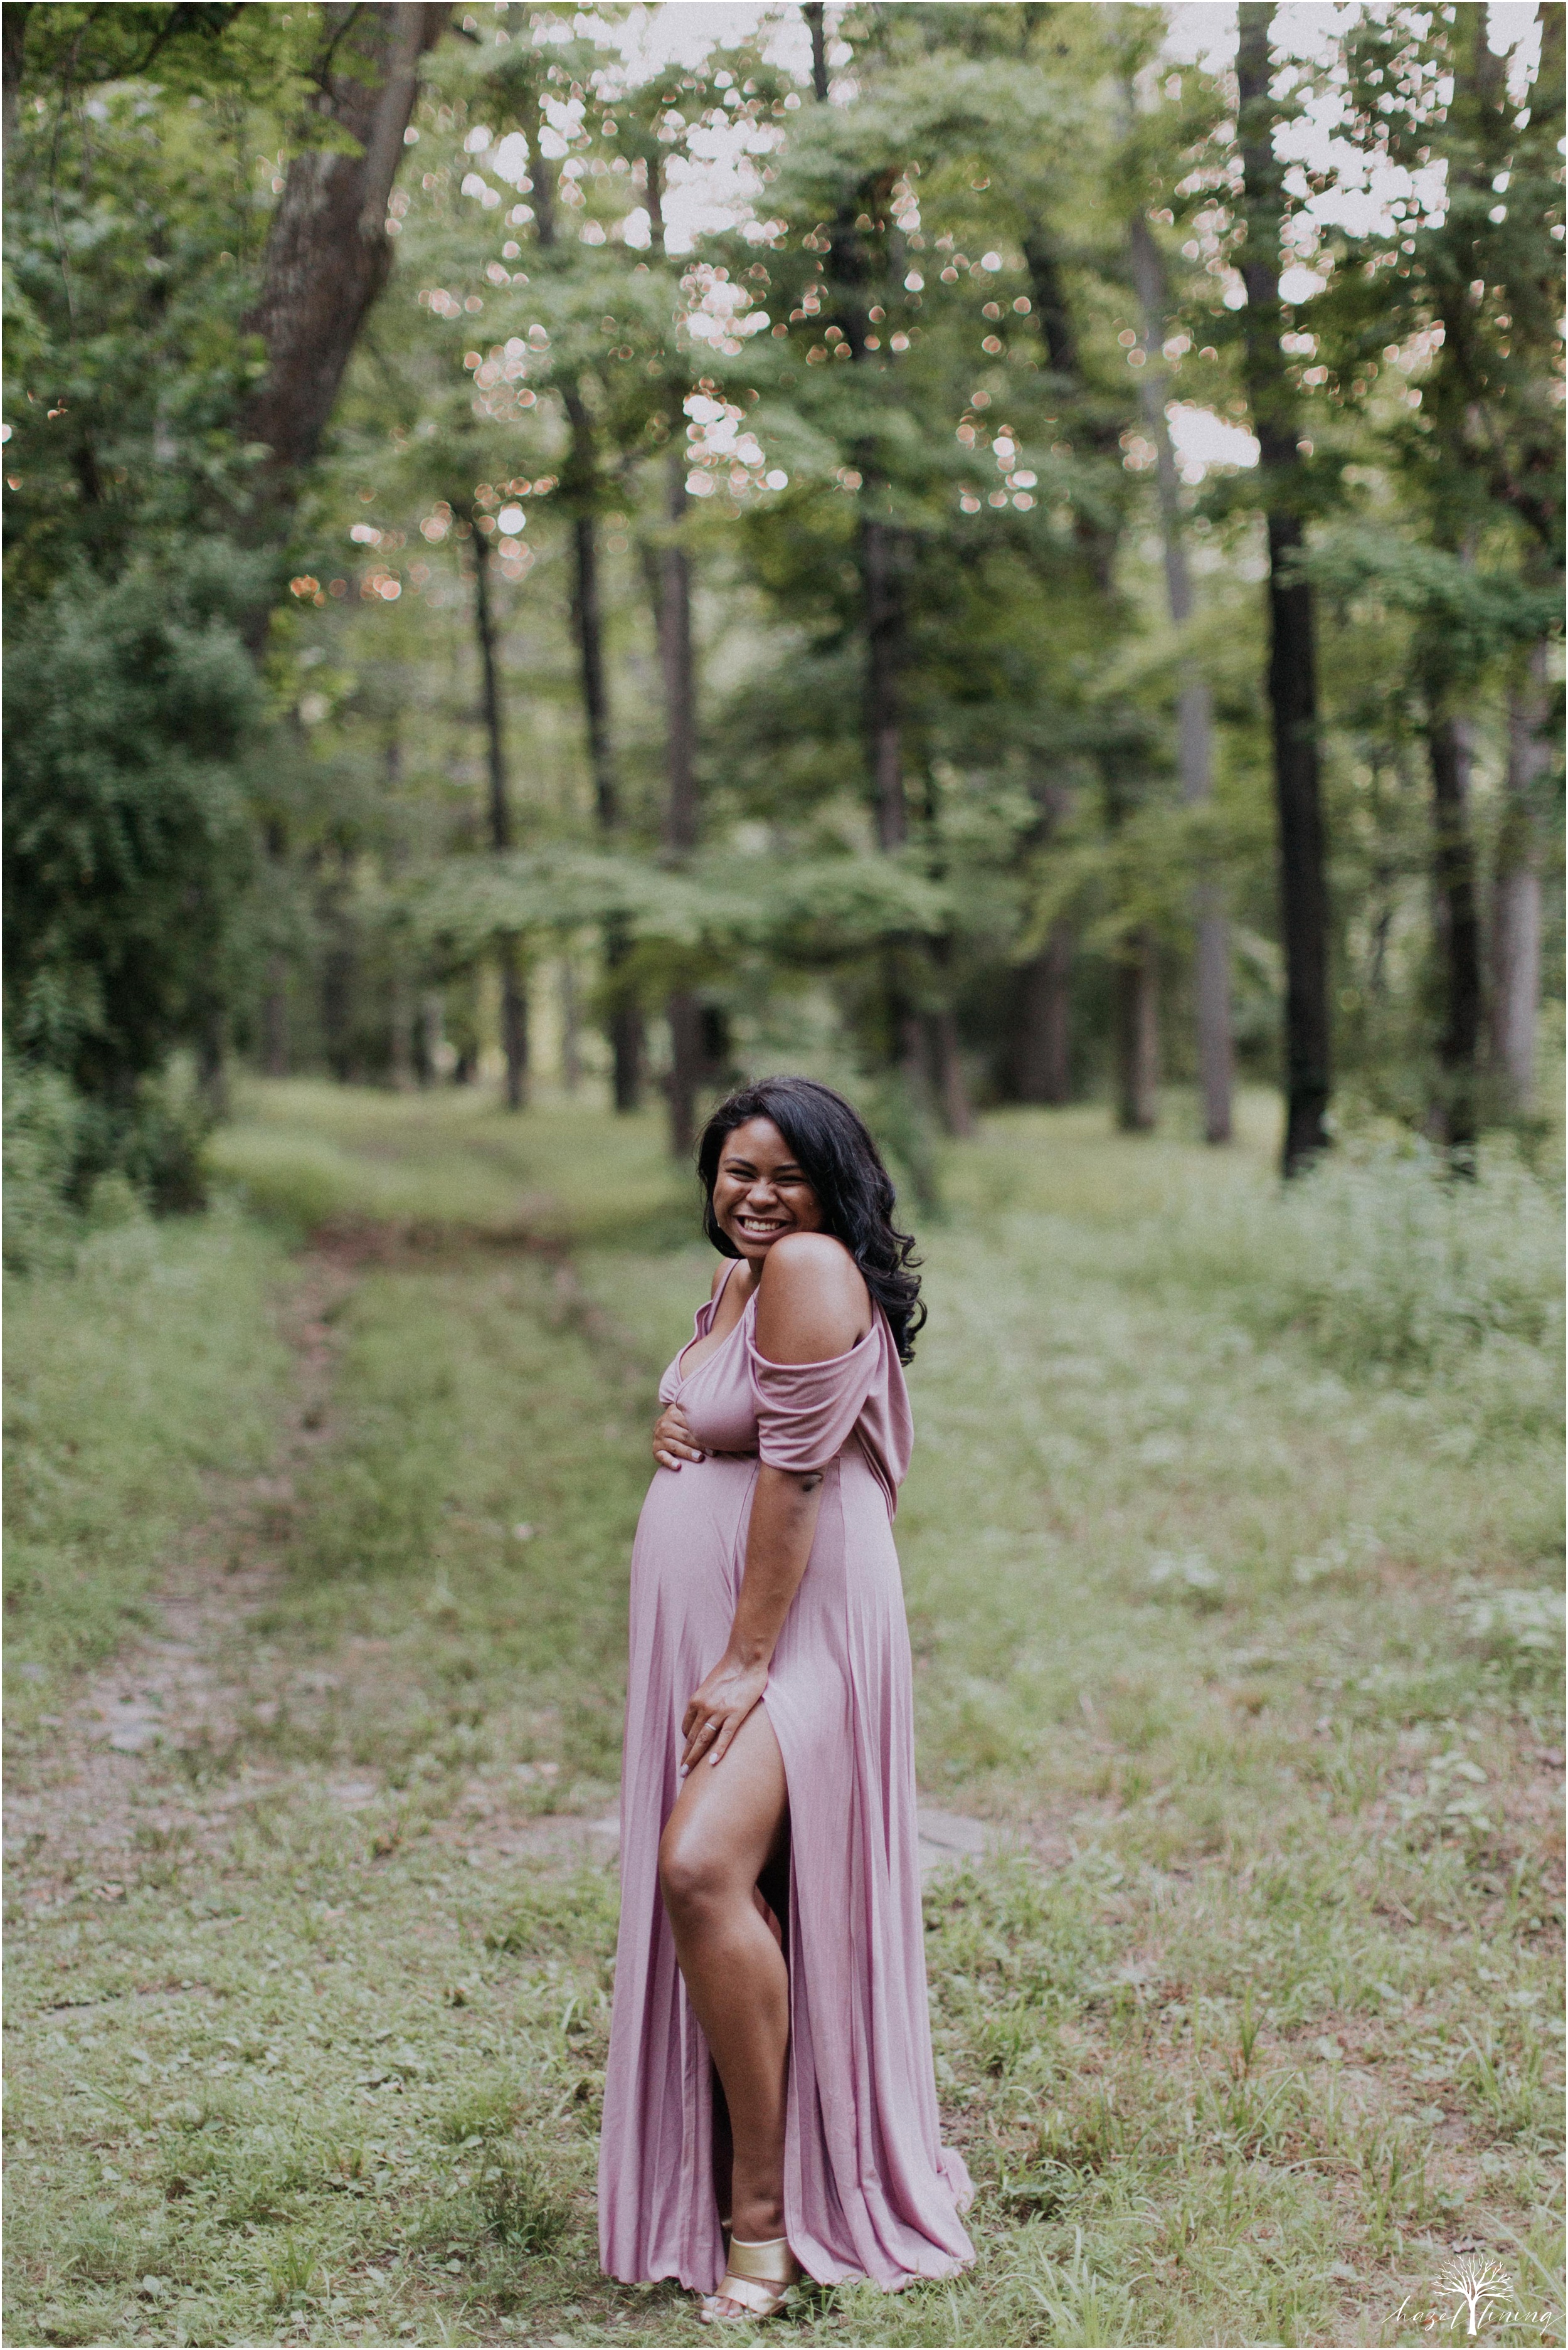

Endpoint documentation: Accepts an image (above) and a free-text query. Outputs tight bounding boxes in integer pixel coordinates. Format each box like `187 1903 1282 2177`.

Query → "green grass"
3 1204 291 1722
208 1078 696 1251
5 1081 1562 2347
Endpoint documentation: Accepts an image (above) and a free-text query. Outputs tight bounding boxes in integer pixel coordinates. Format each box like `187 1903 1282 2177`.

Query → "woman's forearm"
726 1463 825 1668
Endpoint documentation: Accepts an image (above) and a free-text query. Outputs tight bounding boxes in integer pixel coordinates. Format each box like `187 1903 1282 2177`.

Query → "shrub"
3 1056 214 1273
1155 1143 1563 1385
3 1054 84 1271
4 554 259 1101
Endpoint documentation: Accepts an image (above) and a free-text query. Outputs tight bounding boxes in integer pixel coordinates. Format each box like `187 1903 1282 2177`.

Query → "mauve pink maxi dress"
597 1262 974 2296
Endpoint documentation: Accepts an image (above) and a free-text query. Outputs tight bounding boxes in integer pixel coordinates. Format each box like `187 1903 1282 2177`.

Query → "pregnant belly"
633 1451 758 1587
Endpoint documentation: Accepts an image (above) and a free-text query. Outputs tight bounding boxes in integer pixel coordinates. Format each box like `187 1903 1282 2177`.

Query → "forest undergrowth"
4 1083 1562 2349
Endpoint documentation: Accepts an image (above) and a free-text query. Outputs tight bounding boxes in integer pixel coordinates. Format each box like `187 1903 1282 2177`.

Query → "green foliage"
4 553 262 1096
5 0 1562 1146
1300 529 1560 675
3 2 337 589
3 0 433 1178
2 1052 85 1272
1153 1141 1564 1382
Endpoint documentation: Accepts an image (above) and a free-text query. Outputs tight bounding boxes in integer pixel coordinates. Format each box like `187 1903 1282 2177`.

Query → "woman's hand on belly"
652 1399 705 1473
680 1653 768 1771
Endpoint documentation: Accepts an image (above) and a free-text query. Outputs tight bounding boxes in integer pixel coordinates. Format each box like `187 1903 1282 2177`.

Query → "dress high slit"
597 1266 974 2295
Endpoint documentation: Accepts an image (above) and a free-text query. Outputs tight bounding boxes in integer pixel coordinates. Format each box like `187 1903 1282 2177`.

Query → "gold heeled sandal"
698 2234 800 2325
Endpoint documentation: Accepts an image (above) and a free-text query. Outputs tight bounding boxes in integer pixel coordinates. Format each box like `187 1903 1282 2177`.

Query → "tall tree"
1328 0 1564 1143
1235 1 1332 1172
803 14 920 1088
1491 643 1552 1112
468 518 527 1110
1023 203 1154 1131
516 87 647 1114
630 125 704 1154
654 440 705 1156
3 3 447 1164
242 4 449 539
1128 212 1232 1143
563 420 644 1113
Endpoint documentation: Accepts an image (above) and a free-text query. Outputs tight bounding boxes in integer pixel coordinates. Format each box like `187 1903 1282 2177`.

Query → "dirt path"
6 1236 1007 1929
6 1239 652 1918
6 1251 360 1917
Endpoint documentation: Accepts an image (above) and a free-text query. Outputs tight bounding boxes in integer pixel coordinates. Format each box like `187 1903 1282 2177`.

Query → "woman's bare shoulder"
755 1233 869 1362
709 1259 730 1299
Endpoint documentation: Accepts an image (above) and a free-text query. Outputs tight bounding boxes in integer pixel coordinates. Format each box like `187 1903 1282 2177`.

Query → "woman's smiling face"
712 1116 827 1261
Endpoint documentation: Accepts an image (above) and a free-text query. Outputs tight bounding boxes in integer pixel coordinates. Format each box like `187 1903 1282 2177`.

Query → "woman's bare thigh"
662 1703 789 1891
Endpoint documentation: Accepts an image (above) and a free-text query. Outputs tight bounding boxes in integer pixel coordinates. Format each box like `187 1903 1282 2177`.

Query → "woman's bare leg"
659 1705 790 2250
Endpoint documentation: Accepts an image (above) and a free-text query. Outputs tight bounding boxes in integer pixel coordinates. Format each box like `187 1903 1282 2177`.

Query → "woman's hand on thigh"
681 1653 768 1770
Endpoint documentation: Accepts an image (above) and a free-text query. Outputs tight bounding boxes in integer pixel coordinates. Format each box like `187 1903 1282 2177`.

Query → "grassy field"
4 1079 1562 2349
4 1208 291 1713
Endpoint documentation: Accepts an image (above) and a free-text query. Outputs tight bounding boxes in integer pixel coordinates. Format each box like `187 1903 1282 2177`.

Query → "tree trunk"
1491 644 1549 1113
544 149 642 1116
1 11 23 157
655 444 703 1154
1022 227 1122 589
916 783 975 1137
495 940 528 1112
558 960 583 1094
1192 875 1231 1141
1264 511 1332 1170
474 530 510 849
1020 219 1131 1126
800 51 926 1094
658 447 699 858
321 879 355 1086
861 514 908 852
472 530 527 1111
1013 926 1073 1104
195 1001 228 1119
667 993 703 1160
389 977 415 1091
450 967 479 1086
803 0 829 101
806 50 950 1132
925 1008 975 1138
241 4 446 538
861 509 950 1125
417 990 443 1086
568 500 618 838
262 951 289 1078
566 418 643 1114
383 721 415 1091
604 956 641 1116
1115 929 1159 1133
1128 212 1232 1144
1237 3 1332 1174
1427 708 1481 1160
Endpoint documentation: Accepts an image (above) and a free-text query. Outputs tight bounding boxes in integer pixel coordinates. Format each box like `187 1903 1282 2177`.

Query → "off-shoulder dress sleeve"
748 1324 881 1475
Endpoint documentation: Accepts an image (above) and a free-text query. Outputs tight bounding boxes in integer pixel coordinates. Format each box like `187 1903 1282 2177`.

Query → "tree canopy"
4 0 1561 1209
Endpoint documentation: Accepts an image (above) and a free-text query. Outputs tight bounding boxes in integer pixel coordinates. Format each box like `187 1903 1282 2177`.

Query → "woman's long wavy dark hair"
696 1077 925 1363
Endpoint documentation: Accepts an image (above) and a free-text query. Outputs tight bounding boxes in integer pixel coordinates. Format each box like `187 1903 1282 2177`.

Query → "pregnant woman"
598 1077 973 2323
